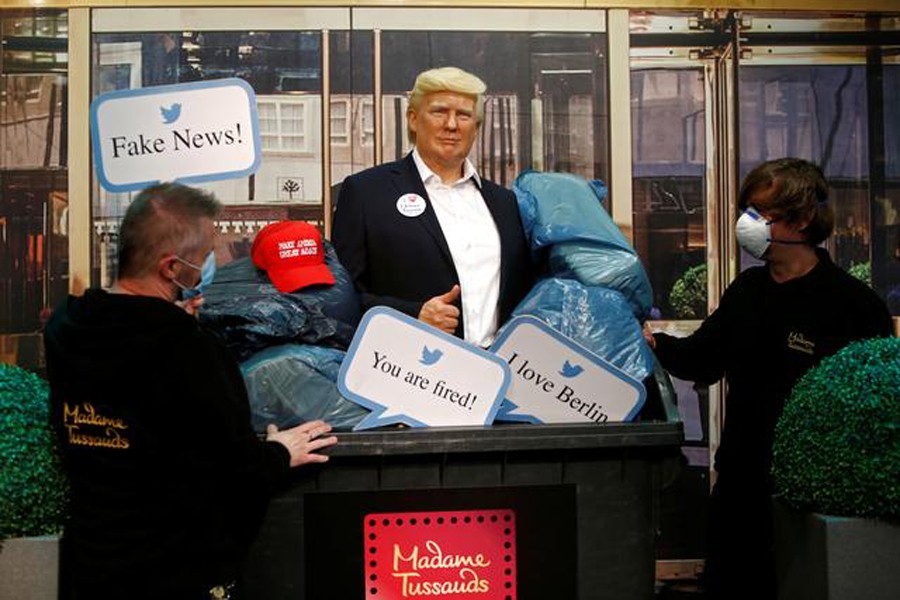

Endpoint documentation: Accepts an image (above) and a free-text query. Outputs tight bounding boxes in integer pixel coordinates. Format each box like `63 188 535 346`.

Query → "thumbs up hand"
418 284 461 334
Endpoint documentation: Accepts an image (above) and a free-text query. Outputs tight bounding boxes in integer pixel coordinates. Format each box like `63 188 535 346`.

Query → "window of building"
330 98 350 145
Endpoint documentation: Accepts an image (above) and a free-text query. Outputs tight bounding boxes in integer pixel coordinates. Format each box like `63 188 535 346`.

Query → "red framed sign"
364 509 517 599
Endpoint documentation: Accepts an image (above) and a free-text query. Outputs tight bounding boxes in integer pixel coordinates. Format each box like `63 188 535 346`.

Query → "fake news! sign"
337 307 510 430
364 509 517 600
490 316 645 424
90 78 261 192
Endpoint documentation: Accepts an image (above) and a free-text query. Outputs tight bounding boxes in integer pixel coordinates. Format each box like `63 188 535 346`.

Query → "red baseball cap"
251 221 335 293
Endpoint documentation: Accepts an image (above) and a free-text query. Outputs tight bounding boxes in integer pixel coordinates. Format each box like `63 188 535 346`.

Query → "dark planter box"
774 500 900 600
243 406 683 600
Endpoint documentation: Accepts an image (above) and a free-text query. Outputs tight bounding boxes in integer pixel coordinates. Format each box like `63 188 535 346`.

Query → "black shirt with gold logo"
44 289 292 597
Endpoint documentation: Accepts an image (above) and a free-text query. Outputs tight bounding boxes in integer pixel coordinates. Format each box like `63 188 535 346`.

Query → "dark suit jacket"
331 154 533 340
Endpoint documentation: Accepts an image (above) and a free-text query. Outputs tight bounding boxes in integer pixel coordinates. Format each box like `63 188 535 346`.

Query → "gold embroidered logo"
787 332 815 355
62 402 130 450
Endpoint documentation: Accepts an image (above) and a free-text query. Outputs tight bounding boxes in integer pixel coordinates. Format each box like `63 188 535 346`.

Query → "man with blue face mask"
44 182 337 599
644 158 891 600
172 248 217 302
106 183 219 314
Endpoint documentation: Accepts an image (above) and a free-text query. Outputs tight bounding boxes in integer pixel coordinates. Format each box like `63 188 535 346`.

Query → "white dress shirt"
412 149 502 347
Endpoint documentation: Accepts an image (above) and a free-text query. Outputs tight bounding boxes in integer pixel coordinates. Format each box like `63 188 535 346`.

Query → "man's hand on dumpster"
266 420 337 467
642 323 657 350
418 285 461 334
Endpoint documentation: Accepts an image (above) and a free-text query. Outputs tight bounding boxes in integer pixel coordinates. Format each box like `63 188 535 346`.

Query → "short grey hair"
117 182 221 279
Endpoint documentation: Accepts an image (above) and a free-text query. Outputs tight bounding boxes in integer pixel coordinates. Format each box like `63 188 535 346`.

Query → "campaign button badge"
396 193 427 217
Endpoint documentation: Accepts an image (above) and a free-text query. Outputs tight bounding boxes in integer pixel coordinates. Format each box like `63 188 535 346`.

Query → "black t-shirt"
653 250 892 485
44 289 291 597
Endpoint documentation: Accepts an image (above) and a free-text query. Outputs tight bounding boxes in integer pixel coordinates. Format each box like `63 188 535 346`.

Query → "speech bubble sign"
490 316 645 424
90 78 261 192
337 307 511 430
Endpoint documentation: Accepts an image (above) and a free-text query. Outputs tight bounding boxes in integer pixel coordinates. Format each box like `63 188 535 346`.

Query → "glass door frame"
630 11 740 493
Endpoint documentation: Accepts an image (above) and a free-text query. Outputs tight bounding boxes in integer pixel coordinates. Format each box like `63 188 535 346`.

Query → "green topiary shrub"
669 263 707 319
0 363 67 541
772 337 900 520
848 261 872 287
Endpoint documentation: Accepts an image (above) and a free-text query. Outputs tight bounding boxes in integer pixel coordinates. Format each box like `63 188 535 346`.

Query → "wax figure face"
408 91 479 177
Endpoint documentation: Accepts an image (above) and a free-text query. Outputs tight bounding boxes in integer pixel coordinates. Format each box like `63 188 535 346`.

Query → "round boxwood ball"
772 337 900 520
0 363 68 540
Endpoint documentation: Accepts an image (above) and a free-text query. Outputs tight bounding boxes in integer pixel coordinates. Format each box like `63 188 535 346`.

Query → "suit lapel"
480 182 505 236
391 154 455 269
480 182 511 303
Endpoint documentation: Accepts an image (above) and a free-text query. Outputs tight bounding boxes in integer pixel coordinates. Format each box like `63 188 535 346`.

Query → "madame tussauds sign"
90 78 261 192
365 509 517 599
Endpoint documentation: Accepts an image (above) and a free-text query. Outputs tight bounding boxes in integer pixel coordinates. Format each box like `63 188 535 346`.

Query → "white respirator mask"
736 207 809 260
735 207 773 259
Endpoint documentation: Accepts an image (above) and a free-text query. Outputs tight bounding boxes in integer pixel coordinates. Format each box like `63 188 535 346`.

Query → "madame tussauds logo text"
62 402 130 450
392 540 491 597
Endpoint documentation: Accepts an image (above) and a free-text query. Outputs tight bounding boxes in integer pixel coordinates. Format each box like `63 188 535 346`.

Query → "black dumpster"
243 372 682 600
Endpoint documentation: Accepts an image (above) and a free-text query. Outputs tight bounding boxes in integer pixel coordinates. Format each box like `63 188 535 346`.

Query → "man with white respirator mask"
644 157 891 600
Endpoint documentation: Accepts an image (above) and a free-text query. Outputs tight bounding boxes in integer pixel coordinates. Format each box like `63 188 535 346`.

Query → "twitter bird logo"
559 360 584 378
420 346 443 366
160 103 182 124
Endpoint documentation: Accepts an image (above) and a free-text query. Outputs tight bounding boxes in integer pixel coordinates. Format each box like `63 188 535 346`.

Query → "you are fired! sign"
490 316 646 424
90 78 261 192
338 307 510 430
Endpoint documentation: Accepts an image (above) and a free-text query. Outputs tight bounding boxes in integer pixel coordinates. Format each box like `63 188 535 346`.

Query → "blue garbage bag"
515 171 611 247
240 344 367 432
201 241 360 361
513 171 653 319
507 278 654 382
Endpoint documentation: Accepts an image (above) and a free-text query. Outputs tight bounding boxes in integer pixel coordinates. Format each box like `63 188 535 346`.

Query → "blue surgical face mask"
172 250 216 300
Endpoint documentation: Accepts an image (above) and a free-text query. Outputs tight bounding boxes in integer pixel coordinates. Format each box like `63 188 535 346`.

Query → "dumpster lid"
329 420 683 457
